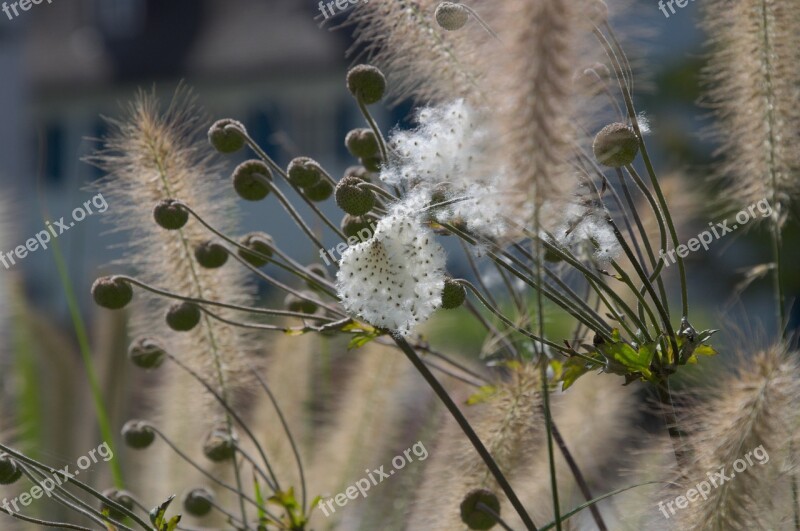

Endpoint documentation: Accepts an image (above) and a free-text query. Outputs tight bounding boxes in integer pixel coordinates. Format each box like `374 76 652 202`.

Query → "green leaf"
149 495 180 530
560 357 593 391
597 336 654 380
466 385 498 405
348 333 378 350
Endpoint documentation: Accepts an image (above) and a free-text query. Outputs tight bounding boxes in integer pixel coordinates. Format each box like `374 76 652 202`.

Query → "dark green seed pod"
237 232 274 267
345 128 380 159
460 489 500 530
128 337 166 369
303 178 334 202
287 157 323 187
344 165 372 183
340 214 374 239
593 122 639 168
360 156 382 172
335 175 375 216
194 241 229 269
284 292 319 314
232 160 272 201
183 487 214 517
92 276 133 310
208 119 247 154
100 488 135 521
435 2 469 30
203 426 237 462
0 454 22 485
346 65 387 105
441 278 466 309
153 199 188 230
166 302 201 331
121 420 155 449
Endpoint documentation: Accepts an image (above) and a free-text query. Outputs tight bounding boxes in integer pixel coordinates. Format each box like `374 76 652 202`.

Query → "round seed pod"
153 199 188 230
460 489 500 530
345 128 380 159
340 214 373 239
183 487 214 517
441 278 466 309
232 160 271 201
121 420 155 449
303 178 334 202
0 454 22 485
346 65 387 105
335 175 375 216
208 119 247 154
284 292 319 314
287 157 323 187
166 302 201 331
202 426 237 462
435 2 469 30
92 276 133 310
194 241 229 269
128 337 166 369
237 232 274 267
101 488 135 521
360 156 382 173
593 122 639 167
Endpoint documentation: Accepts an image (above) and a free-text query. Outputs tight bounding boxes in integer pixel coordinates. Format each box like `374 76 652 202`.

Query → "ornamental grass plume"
701 0 800 214
483 0 600 219
88 87 257 407
345 0 487 104
672 345 800 530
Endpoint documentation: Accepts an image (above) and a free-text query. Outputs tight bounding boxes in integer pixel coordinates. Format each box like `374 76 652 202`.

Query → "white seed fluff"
382 100 512 238
555 202 621 263
336 213 446 335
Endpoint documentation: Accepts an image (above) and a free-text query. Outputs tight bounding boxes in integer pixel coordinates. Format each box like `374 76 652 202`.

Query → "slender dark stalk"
392 334 538 530
550 422 608 531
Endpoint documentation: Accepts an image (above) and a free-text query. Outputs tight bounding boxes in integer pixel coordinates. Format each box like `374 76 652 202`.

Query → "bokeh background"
0 0 797 528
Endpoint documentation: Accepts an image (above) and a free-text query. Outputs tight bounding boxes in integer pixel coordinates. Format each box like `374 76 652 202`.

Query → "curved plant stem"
392 334 538 531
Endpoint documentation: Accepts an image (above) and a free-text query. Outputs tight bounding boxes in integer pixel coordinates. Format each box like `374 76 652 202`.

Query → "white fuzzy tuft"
336 212 446 335
382 100 513 238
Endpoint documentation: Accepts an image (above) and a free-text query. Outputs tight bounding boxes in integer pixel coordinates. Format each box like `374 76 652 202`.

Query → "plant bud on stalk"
287 157 323 187
92 276 133 310
335 175 375 216
593 123 639 167
183 487 214 517
232 160 272 201
237 232 274 267
166 302 202 331
153 199 188 230
194 240 229 269
435 2 469 31
122 420 155 449
128 337 167 369
208 119 247 154
346 65 387 104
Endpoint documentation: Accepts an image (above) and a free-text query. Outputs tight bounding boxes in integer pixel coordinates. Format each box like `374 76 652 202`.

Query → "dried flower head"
232 159 272 201
336 212 446 335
